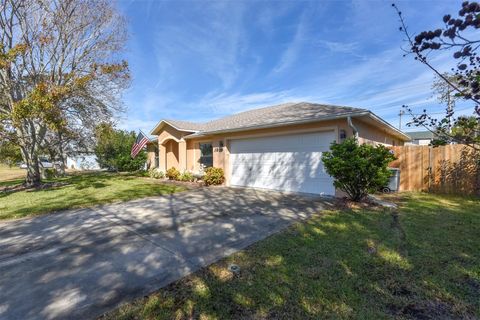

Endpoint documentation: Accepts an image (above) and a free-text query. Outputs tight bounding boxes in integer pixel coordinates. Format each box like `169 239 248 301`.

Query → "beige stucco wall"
165 139 179 169
355 119 403 146
146 143 156 170
150 118 405 193
158 125 190 144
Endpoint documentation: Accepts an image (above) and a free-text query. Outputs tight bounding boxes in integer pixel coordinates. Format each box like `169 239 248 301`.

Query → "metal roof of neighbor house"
406 131 435 140
150 102 410 140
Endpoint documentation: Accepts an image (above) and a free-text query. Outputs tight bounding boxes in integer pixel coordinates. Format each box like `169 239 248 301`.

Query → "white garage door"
229 131 335 195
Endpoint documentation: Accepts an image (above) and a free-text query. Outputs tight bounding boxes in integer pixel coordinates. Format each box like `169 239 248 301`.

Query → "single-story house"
405 130 435 146
147 102 409 196
66 153 100 170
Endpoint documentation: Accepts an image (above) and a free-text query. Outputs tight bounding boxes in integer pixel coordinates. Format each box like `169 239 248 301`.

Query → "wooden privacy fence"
389 144 480 196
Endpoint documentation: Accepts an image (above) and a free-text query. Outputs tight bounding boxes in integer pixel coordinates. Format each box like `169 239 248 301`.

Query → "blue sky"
117 0 467 134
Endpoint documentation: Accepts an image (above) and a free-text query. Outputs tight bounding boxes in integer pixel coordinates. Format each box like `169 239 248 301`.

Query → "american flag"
131 131 149 158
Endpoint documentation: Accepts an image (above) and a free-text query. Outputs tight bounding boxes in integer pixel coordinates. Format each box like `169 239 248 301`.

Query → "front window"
199 143 213 168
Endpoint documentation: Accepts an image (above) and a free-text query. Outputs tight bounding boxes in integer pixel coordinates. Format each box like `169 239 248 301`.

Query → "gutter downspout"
347 116 359 140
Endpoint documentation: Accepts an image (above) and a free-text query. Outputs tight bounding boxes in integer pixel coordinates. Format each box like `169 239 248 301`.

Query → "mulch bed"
333 197 384 211
140 177 206 190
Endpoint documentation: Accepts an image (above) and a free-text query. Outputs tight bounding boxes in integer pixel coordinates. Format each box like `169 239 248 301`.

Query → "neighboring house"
66 153 100 170
405 131 435 146
147 102 410 196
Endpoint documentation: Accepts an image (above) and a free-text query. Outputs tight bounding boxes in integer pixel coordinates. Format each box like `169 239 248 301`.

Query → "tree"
94 123 146 172
431 73 460 132
429 74 480 146
0 0 130 186
0 140 22 166
392 1 480 149
41 126 94 175
322 138 396 201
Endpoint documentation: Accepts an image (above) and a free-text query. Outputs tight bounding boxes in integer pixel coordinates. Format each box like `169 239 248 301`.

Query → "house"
405 130 435 146
66 153 100 170
147 102 410 196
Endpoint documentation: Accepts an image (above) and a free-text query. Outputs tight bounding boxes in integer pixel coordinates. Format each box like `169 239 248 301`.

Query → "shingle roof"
406 131 435 140
163 119 206 131
156 102 368 134
201 102 367 132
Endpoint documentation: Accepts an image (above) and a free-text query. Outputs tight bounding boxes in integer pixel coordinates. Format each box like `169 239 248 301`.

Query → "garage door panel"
229 131 335 195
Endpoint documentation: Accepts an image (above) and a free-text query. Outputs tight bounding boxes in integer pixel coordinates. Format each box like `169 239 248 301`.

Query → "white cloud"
317 40 360 54
272 11 309 73
151 2 247 89
196 90 313 118
119 0 466 133
117 118 158 135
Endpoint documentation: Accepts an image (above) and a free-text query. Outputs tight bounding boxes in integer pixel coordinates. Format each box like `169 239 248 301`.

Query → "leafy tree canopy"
94 123 146 172
0 0 129 185
0 140 22 166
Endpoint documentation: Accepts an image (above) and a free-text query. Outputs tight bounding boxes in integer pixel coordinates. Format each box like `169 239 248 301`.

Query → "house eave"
150 110 410 142
362 112 411 141
184 112 372 139
150 120 200 135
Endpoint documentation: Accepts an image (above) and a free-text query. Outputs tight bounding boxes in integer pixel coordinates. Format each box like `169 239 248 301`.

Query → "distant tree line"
94 123 146 172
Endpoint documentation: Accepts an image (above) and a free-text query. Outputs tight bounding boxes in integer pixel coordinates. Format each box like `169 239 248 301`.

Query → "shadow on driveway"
0 187 332 320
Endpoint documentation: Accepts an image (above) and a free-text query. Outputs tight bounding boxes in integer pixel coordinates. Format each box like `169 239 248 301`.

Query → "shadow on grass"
0 172 184 220
107 194 480 320
0 178 25 188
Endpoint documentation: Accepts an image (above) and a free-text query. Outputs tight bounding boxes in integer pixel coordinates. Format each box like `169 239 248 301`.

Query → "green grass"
104 193 480 320
0 164 26 183
0 172 185 220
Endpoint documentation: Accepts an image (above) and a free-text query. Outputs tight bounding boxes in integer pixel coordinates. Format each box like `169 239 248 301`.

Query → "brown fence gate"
389 144 480 196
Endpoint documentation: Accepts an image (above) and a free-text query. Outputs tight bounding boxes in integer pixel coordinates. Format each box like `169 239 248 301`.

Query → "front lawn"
104 193 480 319
0 172 185 220
0 164 26 184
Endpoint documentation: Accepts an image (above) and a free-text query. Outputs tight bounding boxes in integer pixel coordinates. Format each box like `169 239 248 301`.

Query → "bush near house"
166 167 181 180
179 171 194 182
148 168 164 179
322 138 396 201
203 167 225 186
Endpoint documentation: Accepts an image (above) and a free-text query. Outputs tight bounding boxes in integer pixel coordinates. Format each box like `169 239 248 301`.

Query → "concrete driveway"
0 187 329 320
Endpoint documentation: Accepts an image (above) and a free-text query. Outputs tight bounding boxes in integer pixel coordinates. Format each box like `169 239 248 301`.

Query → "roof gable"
149 102 410 141
150 119 203 135
151 102 366 135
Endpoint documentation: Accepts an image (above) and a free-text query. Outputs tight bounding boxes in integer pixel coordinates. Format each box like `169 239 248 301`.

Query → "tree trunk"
58 131 66 176
17 121 46 187
22 148 41 187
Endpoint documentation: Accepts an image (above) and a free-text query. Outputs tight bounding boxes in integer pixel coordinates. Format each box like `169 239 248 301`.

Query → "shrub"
166 167 180 180
179 171 194 182
43 168 57 179
94 123 147 172
203 167 225 186
135 170 148 177
322 138 396 201
148 168 164 179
